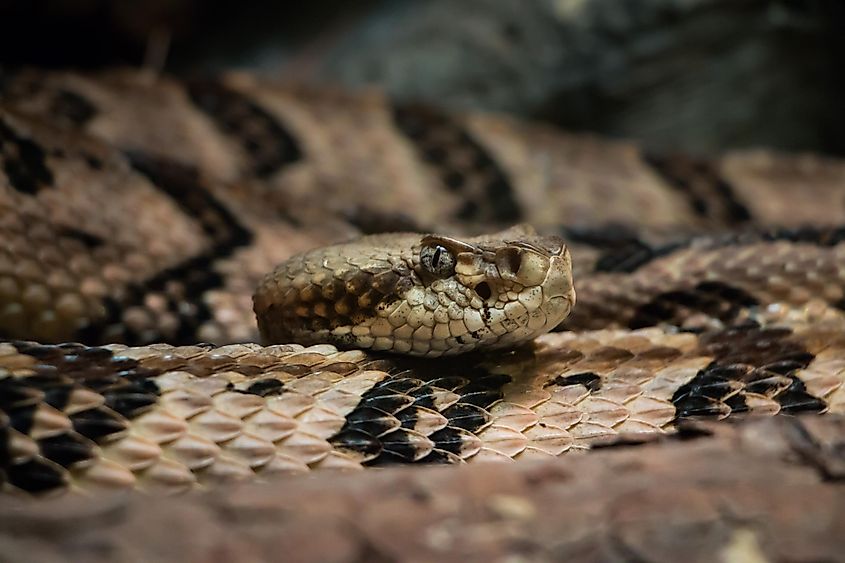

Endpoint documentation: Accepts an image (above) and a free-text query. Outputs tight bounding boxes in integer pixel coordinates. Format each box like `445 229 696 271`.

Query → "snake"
253 227 575 356
1 69 845 497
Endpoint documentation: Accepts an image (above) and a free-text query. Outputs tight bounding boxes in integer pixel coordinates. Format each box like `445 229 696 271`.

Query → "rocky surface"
3 1 843 155
318 0 845 156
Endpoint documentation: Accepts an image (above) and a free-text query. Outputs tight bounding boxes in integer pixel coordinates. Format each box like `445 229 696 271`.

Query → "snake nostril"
475 282 492 300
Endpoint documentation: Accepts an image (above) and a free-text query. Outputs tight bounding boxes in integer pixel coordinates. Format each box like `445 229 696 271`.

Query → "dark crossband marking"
187 80 302 178
561 225 686 274
759 225 845 246
49 89 98 127
329 358 511 466
0 416 8 468
0 117 54 195
549 371 602 392
0 341 162 495
628 281 759 330
55 226 105 249
645 153 752 224
239 378 286 397
672 321 823 418
0 71 99 129
566 225 845 275
593 240 685 273
77 154 253 345
392 104 522 224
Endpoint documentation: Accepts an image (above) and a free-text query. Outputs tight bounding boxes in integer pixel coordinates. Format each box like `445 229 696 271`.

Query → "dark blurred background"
1 0 843 156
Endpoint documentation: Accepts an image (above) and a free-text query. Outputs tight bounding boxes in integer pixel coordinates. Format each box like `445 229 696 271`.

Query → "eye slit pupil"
432 247 443 268
421 244 454 278
475 282 492 300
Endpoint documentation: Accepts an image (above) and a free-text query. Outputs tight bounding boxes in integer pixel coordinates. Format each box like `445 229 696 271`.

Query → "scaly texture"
2 69 845 346
3 416 844 562
254 228 575 355
2 306 845 496
1 69 845 497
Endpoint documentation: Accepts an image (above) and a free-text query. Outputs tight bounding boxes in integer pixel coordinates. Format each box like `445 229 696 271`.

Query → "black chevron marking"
76 154 254 345
0 117 54 195
49 89 98 127
628 281 759 330
187 79 302 178
672 320 823 419
329 357 511 467
392 104 522 224
644 153 752 224
0 341 164 494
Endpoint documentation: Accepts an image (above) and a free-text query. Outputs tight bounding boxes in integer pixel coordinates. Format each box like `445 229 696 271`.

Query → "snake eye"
420 244 456 278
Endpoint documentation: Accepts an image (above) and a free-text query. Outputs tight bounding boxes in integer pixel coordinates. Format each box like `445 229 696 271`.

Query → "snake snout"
544 243 576 303
497 236 569 289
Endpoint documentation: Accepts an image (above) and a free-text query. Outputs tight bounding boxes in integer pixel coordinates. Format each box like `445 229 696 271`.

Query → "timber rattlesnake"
0 69 844 496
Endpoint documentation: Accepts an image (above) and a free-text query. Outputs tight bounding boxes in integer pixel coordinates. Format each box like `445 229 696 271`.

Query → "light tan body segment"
254 228 575 356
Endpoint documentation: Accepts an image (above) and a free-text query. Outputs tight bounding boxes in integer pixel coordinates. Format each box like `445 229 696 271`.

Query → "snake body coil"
1 70 845 497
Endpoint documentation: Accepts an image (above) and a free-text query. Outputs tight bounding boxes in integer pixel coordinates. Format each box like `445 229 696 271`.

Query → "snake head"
255 226 575 356
412 226 576 355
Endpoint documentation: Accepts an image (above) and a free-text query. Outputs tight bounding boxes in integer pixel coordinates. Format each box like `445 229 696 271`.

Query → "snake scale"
1 69 845 497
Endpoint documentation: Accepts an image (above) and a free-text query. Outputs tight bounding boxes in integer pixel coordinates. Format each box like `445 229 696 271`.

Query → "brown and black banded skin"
1 68 845 496
1 308 844 496
2 69 845 347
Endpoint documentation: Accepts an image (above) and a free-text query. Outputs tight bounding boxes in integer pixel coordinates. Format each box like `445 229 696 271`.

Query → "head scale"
254 225 575 356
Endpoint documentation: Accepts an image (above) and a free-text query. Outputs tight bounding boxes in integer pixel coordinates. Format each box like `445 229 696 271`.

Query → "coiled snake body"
1 69 845 497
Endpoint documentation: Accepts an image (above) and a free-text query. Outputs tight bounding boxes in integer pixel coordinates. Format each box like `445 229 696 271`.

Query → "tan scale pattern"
721 150 845 226
3 306 845 496
3 69 845 345
462 113 706 229
223 75 464 227
6 69 845 241
567 238 845 331
0 112 211 342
